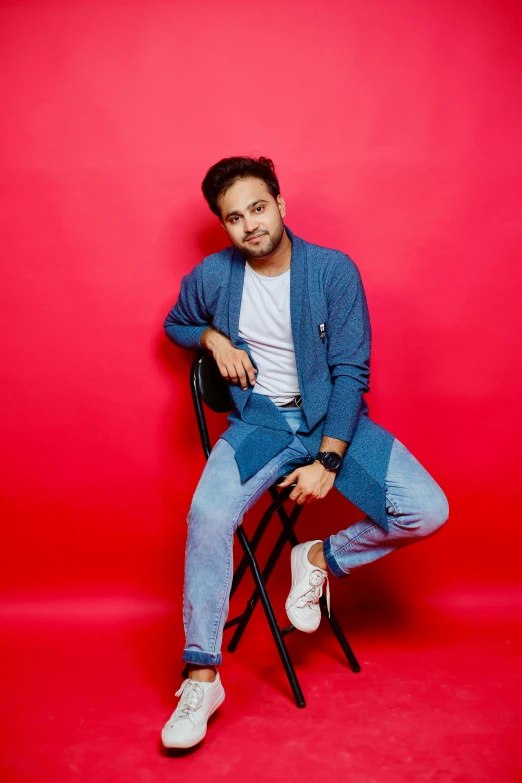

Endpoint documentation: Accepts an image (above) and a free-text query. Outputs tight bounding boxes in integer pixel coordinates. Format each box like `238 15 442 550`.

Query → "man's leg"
286 437 449 632
162 427 310 748
182 434 310 670
315 437 449 575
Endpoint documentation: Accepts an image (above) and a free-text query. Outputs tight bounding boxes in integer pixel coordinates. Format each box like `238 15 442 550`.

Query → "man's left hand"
278 462 336 505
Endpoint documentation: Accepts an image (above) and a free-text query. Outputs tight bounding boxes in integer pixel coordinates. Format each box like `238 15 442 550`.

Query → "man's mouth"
246 233 266 242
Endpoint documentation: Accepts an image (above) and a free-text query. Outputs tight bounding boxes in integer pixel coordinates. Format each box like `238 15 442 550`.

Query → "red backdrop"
1 0 521 619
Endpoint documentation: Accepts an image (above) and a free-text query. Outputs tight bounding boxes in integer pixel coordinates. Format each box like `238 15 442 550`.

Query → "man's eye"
254 205 264 213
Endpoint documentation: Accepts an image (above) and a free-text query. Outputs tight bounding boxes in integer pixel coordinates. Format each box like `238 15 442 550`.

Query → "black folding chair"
188 350 361 707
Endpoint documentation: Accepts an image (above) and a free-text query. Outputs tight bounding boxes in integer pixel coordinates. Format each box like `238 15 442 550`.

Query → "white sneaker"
161 672 225 749
285 540 330 633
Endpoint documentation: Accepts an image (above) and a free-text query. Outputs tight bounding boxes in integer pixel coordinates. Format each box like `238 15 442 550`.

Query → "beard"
236 220 285 259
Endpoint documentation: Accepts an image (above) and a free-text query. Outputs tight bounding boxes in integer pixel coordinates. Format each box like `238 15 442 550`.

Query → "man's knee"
388 484 449 540
417 485 450 538
187 491 237 542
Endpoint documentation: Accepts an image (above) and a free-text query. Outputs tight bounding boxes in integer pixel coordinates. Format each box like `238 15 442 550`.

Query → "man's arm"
164 264 212 350
278 256 370 504
164 265 256 388
321 255 371 445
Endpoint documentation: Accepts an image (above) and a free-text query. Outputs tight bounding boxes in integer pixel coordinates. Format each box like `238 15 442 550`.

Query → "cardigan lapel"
226 247 249 416
286 226 316 430
228 246 245 345
286 226 306 357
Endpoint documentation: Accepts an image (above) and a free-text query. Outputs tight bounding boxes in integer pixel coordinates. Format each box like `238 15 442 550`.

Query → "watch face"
323 452 342 471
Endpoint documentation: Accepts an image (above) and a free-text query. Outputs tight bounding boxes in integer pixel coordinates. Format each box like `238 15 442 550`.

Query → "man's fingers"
234 361 248 390
224 362 238 383
278 469 300 486
218 363 230 380
289 484 320 504
217 350 257 388
240 353 258 386
295 491 315 504
243 358 257 386
289 481 308 502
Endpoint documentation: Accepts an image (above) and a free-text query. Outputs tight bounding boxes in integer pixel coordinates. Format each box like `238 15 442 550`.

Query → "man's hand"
201 327 257 391
278 462 336 505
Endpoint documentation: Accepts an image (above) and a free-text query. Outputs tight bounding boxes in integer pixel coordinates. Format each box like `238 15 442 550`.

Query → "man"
162 156 449 749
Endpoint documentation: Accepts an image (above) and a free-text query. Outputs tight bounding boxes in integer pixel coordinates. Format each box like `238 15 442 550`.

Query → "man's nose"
243 215 260 235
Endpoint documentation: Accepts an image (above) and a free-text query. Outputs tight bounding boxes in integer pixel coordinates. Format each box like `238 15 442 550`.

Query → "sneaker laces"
171 680 205 725
295 569 330 617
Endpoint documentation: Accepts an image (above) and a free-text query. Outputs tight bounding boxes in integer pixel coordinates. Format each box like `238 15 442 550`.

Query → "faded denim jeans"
182 408 449 666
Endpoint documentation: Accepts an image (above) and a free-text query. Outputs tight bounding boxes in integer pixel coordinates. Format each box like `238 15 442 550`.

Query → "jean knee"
187 493 238 544
420 486 449 537
388 483 449 541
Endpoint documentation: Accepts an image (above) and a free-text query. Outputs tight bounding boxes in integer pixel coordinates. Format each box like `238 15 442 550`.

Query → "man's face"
218 176 286 259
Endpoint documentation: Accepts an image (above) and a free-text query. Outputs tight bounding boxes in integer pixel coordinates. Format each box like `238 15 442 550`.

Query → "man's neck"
245 228 292 277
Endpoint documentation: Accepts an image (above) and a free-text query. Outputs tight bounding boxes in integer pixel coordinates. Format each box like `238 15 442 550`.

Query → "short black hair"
201 155 280 218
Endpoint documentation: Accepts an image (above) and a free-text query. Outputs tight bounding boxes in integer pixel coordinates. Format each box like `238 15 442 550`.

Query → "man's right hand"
201 328 257 391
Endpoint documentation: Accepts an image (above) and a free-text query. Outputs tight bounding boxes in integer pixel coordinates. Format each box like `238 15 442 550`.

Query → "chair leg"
229 485 294 600
235 492 362 676
274 495 361 673
227 486 361 691
234 526 306 708
228 501 302 652
320 597 361 673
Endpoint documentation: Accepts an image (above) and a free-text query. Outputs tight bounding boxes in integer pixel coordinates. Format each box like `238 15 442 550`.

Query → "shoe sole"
161 690 226 749
285 546 321 634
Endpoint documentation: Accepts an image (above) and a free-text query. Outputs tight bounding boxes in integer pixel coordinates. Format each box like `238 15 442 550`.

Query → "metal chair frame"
188 351 361 707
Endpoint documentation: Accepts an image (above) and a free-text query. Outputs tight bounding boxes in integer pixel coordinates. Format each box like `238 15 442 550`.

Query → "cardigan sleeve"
163 263 212 350
322 256 371 445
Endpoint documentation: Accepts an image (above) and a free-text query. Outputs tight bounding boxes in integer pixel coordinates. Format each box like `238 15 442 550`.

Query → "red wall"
1 0 521 610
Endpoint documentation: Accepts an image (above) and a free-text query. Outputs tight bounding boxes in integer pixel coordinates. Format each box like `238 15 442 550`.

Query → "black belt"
279 395 302 408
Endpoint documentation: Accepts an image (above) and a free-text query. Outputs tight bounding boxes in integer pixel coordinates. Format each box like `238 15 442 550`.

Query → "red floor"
1 590 521 783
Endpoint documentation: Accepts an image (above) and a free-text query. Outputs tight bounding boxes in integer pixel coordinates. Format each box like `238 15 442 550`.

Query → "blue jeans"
182 408 449 666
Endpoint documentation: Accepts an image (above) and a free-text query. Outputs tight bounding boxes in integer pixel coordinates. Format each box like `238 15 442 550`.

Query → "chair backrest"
190 351 233 459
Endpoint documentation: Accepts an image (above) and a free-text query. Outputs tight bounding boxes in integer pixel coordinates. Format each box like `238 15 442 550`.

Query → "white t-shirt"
238 262 301 405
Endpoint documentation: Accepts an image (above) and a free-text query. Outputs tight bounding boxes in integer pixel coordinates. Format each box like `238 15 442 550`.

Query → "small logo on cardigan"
318 323 327 342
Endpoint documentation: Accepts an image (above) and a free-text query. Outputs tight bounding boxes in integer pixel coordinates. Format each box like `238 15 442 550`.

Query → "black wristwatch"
316 451 343 472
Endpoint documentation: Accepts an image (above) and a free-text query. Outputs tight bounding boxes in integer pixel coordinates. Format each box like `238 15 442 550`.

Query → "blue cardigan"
164 225 395 531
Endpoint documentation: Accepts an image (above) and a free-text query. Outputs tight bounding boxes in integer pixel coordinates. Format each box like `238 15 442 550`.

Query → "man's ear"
277 195 286 218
